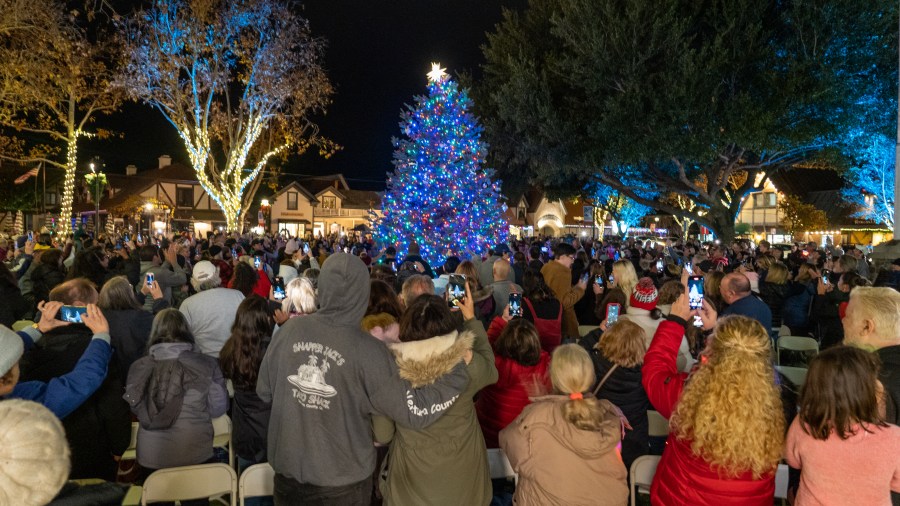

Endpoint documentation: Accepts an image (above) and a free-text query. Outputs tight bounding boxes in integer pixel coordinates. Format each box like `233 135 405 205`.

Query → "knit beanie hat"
0 400 71 506
0 325 24 377
630 277 659 311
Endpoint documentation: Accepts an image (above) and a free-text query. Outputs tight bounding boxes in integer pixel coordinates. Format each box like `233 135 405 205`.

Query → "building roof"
297 174 350 194
271 181 318 203
103 162 200 209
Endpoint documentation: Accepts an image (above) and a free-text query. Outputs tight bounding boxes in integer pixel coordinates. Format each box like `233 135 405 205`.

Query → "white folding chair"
778 325 791 337
121 422 139 461
141 463 237 506
775 365 808 388
239 463 275 506
213 414 234 469
776 336 818 365
487 448 516 482
629 455 661 506
647 410 669 438
578 325 600 337
774 463 789 504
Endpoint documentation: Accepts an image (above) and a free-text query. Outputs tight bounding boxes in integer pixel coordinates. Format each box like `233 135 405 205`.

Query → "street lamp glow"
261 199 269 207
145 203 154 211
89 162 95 173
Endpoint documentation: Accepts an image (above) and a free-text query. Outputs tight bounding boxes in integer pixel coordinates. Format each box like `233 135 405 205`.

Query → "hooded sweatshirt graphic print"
257 253 470 487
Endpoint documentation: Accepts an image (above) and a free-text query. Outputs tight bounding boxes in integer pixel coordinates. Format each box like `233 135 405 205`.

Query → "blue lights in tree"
374 64 508 266
842 129 895 229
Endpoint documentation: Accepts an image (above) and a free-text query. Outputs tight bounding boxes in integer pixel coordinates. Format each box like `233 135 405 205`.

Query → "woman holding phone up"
642 286 784 505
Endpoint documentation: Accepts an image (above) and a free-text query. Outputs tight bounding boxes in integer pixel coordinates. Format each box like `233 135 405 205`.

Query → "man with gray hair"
842 286 900 505
179 260 244 357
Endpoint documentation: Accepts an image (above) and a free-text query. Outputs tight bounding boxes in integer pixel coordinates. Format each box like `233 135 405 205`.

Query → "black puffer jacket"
760 282 790 329
578 330 650 472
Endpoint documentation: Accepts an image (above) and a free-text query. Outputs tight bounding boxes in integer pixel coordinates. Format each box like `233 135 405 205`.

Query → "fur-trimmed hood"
388 330 474 388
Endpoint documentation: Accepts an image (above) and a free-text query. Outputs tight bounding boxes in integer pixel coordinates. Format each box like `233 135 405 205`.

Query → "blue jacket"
722 294 774 332
9 327 112 419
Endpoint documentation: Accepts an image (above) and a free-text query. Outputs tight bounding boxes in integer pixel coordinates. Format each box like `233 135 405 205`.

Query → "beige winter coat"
500 396 628 506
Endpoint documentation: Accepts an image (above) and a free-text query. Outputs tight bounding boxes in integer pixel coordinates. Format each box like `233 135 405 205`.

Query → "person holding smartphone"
17 278 131 480
540 243 587 340
136 243 187 310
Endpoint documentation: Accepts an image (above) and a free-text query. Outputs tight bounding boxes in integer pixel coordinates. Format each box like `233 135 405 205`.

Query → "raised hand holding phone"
457 281 475 321
36 301 71 333
80 304 110 334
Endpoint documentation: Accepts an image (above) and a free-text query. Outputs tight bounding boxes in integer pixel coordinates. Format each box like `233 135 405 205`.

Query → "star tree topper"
427 62 448 82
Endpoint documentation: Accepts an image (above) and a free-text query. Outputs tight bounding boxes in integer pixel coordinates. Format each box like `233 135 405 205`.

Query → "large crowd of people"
2 228 900 505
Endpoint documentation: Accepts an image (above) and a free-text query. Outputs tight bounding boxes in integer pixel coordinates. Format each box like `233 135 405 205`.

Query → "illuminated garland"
374 63 508 266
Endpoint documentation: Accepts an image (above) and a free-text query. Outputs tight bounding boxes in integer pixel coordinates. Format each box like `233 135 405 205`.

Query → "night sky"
83 0 526 191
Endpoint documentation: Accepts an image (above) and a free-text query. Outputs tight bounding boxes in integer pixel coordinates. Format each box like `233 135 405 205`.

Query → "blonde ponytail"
551 345 613 432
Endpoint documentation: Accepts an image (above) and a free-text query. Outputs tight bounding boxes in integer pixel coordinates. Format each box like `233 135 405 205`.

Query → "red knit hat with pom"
630 277 659 311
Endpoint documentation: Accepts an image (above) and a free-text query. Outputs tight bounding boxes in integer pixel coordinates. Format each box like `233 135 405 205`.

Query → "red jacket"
642 319 775 506
475 351 551 448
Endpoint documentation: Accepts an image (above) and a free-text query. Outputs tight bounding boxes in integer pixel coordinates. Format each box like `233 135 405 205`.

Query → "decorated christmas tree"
374 63 508 266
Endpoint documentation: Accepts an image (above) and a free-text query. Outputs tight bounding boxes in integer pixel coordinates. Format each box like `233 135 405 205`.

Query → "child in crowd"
500 344 628 505
785 346 900 505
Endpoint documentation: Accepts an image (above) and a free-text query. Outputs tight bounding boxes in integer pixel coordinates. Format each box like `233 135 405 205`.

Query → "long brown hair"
219 296 273 389
799 346 887 440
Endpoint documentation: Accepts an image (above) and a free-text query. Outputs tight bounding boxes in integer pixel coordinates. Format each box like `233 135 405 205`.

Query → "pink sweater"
785 417 900 505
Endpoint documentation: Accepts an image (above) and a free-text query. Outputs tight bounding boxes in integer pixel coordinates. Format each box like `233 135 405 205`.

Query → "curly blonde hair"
670 315 784 478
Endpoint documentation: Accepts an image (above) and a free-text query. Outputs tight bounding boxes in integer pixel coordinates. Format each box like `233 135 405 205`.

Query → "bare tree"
0 0 123 237
117 0 334 232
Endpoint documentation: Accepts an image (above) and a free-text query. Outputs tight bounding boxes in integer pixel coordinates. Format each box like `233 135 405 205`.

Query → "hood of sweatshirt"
314 252 370 325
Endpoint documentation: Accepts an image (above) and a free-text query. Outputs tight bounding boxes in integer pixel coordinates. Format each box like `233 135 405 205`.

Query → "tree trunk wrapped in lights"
0 1 122 238
117 0 336 232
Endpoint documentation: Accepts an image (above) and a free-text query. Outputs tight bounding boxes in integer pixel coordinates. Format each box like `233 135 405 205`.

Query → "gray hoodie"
257 253 469 487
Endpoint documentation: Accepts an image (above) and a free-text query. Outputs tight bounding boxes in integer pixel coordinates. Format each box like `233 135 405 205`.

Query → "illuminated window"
753 193 776 209
287 192 298 210
321 196 336 209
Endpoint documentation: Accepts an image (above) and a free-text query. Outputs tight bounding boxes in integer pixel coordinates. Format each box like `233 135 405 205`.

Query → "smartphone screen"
145 272 155 288
448 274 467 308
656 259 664 271
124 233 130 243
608 274 614 284
137 233 143 243
27 231 33 242
614 252 620 261
685 262 693 274
508 293 523 318
273 276 286 301
115 241 123 250
254 257 261 269
58 305 88 323
231 248 238 259
541 246 548 253
595 275 604 285
606 303 621 326
822 270 830 285
688 275 705 310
